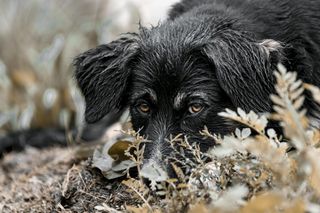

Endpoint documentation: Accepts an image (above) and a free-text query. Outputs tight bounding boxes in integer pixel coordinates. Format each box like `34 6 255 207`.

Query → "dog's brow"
174 92 209 109
132 88 157 102
173 92 186 109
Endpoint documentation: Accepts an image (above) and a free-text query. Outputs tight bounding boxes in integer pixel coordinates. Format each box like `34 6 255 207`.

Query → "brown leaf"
108 140 132 161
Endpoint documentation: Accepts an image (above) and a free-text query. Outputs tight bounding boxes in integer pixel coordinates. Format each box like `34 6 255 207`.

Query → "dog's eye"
188 103 204 114
138 103 150 113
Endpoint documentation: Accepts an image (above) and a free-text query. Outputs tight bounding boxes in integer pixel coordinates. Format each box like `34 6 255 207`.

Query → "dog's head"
74 21 284 174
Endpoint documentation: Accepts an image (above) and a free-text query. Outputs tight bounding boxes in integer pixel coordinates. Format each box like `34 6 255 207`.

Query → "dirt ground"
0 146 137 213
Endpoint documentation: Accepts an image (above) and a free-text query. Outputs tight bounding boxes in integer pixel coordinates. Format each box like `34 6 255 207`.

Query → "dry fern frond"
122 178 153 211
304 83 320 104
88 64 320 213
218 108 268 134
270 64 310 150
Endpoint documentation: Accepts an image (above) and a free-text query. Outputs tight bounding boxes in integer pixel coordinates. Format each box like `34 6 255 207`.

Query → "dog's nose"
140 159 168 184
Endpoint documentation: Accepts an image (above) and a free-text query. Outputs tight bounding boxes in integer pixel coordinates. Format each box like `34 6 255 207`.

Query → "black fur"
0 111 122 156
74 34 139 123
0 128 73 157
74 0 320 174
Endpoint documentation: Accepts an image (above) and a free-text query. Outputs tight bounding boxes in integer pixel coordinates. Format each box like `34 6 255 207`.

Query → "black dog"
75 0 320 174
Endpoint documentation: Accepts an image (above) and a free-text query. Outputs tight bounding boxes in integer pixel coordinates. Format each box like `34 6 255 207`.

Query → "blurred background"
0 0 178 140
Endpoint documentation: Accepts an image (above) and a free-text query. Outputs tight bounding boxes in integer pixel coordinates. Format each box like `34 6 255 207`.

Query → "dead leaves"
108 140 132 161
92 137 136 180
90 64 320 213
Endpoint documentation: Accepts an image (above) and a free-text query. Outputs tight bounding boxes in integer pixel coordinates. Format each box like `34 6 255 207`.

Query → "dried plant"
0 0 109 134
95 64 320 213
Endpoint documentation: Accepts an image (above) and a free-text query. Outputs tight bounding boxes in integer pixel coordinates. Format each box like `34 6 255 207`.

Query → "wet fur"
74 0 320 173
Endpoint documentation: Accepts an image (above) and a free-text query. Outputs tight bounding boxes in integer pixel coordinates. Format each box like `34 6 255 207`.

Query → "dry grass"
1 65 320 212
92 64 320 213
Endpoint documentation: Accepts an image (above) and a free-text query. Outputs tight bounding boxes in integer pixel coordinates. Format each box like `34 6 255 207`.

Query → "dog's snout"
141 124 176 173
143 133 167 161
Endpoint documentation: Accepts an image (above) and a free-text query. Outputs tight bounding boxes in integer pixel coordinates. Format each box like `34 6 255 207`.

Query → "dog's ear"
202 38 284 112
74 34 139 123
